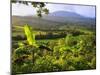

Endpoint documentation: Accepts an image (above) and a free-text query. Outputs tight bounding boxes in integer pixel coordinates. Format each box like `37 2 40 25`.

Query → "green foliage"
24 24 37 47
12 25 96 74
65 34 77 47
18 42 24 47
43 8 49 14
14 46 31 57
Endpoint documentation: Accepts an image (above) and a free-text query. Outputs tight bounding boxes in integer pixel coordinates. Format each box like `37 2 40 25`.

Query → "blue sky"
12 3 96 18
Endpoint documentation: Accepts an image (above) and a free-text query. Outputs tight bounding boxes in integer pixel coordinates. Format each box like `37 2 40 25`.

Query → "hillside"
12 11 96 30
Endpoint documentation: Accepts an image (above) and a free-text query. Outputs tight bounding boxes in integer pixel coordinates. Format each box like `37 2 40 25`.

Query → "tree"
11 0 49 17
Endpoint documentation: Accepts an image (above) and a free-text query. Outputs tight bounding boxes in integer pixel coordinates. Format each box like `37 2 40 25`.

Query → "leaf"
18 42 24 47
24 24 36 46
43 8 49 14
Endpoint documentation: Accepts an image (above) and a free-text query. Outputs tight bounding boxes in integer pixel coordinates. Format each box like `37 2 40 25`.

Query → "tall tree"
11 0 49 17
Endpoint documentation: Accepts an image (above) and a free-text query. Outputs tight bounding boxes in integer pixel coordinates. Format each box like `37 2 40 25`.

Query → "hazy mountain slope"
49 11 84 18
12 11 96 29
12 16 64 29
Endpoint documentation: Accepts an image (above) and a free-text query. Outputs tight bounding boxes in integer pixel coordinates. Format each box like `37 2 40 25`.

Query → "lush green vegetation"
12 24 96 74
11 1 96 74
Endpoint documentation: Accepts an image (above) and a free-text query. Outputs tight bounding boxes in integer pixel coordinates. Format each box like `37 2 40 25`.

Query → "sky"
12 3 96 18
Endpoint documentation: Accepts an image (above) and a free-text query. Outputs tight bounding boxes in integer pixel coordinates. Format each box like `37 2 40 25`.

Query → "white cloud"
12 3 36 16
12 3 95 18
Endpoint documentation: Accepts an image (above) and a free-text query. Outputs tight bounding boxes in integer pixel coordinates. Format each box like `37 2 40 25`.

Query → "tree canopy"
11 0 49 17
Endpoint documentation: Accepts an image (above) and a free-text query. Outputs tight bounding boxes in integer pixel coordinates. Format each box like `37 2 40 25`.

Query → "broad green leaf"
24 24 37 46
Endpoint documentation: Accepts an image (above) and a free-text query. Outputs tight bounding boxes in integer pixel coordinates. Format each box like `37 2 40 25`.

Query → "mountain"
12 16 63 29
49 11 84 18
42 11 95 25
12 11 96 30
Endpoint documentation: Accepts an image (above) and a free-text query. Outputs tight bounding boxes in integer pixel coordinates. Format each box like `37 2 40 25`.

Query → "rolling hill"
12 11 96 30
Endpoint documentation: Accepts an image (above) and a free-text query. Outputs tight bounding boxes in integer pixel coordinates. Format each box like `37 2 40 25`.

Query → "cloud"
74 5 95 18
46 3 95 18
12 3 95 18
12 3 36 16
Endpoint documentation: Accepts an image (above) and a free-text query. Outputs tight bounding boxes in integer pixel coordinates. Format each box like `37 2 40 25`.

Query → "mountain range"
49 11 85 18
12 11 96 29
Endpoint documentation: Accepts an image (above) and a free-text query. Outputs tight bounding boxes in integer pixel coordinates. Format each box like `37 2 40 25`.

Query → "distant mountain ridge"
42 11 95 25
12 11 96 29
49 11 85 18
13 11 95 19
